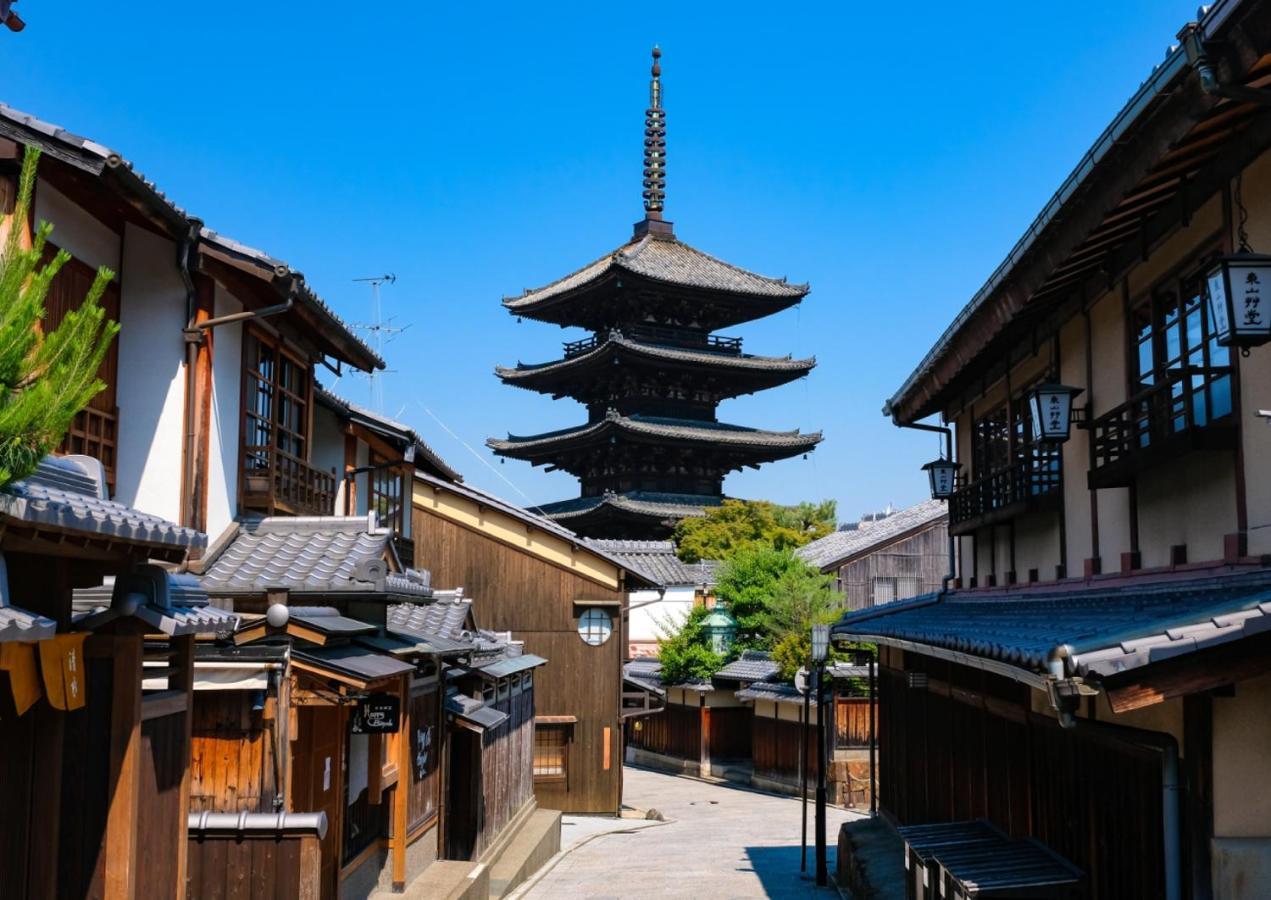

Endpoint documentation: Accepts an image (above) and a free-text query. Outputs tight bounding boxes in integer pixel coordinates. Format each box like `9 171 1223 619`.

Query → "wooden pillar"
392 674 411 891
181 274 215 535
26 700 65 899
170 635 195 900
699 694 710 776
103 631 143 900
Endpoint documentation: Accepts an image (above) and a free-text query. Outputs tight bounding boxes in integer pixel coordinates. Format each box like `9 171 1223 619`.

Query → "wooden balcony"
58 405 118 493
241 447 337 517
1089 365 1235 489
948 448 1062 536
564 325 743 358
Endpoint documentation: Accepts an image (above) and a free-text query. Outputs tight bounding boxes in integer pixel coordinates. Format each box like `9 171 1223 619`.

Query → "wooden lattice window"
533 724 569 782
369 451 405 533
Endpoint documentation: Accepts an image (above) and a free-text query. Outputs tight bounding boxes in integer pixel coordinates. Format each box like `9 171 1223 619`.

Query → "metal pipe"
178 220 202 532
892 417 958 593
868 648 877 818
1069 717 1182 900
815 663 828 886
800 675 809 872
191 297 293 332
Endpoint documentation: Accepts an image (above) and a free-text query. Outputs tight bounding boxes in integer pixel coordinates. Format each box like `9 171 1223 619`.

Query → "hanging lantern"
1206 251 1271 351
922 458 959 500
702 608 738 656
811 623 830 663
1026 383 1084 444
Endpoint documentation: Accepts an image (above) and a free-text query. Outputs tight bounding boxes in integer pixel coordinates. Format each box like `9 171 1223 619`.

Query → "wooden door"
292 705 343 900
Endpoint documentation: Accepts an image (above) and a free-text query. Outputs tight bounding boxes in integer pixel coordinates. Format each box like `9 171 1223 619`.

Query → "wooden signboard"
351 693 401 733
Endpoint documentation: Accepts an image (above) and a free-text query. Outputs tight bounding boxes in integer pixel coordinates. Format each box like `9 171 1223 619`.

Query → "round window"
578 607 613 646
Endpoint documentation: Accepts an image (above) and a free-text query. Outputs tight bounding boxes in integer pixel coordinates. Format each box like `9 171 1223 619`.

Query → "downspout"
178 219 203 532
1045 646 1181 900
887 408 957 594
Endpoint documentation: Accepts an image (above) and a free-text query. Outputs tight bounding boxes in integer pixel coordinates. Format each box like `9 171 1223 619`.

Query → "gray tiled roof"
504 234 808 310
293 643 415 682
535 492 719 524
498 332 815 381
446 687 509 730
387 596 473 643
490 413 822 454
289 607 378 637
200 515 431 598
0 456 204 552
0 605 56 643
586 539 718 587
623 658 665 694
315 386 460 482
736 681 817 705
73 567 239 636
833 570 1271 681
714 651 781 683
796 499 947 570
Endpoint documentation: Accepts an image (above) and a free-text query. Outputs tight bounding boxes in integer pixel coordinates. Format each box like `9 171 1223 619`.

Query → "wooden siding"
708 706 751 761
406 689 441 832
835 696 871 749
752 708 817 782
413 504 626 813
187 830 322 899
190 692 280 813
879 655 1168 898
476 688 535 859
835 521 949 611
626 699 700 761
136 711 187 898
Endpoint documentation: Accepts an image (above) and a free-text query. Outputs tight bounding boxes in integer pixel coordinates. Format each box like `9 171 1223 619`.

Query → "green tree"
656 604 725 684
713 546 838 652
0 148 118 488
674 498 837 563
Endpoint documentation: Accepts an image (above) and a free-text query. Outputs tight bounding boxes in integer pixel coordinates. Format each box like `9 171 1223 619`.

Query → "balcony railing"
241 446 337 517
58 405 119 493
563 325 743 358
1089 365 1235 489
948 447 1062 536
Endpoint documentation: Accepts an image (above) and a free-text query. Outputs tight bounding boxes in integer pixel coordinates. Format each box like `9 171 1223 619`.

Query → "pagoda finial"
642 45 667 220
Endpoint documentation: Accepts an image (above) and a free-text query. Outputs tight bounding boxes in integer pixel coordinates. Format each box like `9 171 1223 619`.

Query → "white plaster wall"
629 585 694 649
312 402 346 514
34 180 120 273
113 224 186 523
206 285 243 541
1214 672 1271 837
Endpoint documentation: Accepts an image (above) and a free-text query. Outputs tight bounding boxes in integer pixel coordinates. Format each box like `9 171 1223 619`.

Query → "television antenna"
351 274 411 412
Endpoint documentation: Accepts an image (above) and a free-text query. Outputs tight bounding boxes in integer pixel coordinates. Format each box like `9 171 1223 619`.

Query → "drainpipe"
178 219 203 532
1044 647 1181 900
887 408 957 594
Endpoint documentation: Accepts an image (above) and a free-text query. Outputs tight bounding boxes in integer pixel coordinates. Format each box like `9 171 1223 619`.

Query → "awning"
469 653 547 680
293 644 415 687
833 571 1271 685
445 688 508 731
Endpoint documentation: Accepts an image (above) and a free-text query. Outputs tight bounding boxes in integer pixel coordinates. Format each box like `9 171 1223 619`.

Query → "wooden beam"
170 636 195 900
1104 630 1271 712
103 634 142 900
392 673 410 891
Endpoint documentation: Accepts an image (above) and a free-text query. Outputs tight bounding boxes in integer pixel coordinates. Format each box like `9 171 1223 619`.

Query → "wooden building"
411 470 656 814
797 500 949 611
0 455 226 899
489 49 819 539
839 2 1271 895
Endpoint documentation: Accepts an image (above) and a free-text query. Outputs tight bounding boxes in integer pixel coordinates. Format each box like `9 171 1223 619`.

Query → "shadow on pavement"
744 845 841 898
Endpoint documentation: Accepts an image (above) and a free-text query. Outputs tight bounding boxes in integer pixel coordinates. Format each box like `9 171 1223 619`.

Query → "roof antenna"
351 274 410 413
635 46 674 239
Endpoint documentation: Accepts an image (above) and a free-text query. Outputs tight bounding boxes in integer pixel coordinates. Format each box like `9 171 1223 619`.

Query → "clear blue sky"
1 1 1201 521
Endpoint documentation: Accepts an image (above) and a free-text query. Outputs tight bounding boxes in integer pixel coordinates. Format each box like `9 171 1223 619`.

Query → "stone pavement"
513 765 864 899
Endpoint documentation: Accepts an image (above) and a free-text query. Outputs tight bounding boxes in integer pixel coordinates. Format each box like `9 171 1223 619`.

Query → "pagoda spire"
638 46 672 236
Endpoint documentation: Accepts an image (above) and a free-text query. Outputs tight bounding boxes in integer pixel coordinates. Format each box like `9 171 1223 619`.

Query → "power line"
417 403 534 503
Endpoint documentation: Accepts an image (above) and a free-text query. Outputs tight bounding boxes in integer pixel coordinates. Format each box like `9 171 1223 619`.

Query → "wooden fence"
186 812 325 899
835 696 871 749
626 700 700 760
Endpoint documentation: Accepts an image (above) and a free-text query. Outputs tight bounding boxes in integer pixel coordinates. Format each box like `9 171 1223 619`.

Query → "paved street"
516 766 864 899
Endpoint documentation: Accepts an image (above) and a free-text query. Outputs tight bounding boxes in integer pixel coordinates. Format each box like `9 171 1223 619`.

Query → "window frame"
238 325 315 509
368 450 407 534
532 723 570 783
577 607 614 647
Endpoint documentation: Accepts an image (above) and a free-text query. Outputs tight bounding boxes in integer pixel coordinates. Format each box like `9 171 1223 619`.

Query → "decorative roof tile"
714 651 781 683
490 414 822 454
736 681 816 705
796 499 947 570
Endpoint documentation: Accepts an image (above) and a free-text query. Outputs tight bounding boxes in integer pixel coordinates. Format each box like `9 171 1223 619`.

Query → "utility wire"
417 403 534 503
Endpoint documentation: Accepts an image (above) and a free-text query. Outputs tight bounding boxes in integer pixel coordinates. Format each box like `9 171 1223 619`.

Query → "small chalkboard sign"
351 693 401 733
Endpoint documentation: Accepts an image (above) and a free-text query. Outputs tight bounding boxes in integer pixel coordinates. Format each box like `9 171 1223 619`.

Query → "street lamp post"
812 623 830 888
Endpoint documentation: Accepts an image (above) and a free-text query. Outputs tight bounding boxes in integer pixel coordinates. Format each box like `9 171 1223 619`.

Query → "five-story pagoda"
490 48 821 538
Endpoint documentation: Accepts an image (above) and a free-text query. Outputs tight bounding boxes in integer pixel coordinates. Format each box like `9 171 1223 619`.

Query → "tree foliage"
674 498 837 563
656 604 725 684
713 546 839 653
0 148 118 488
